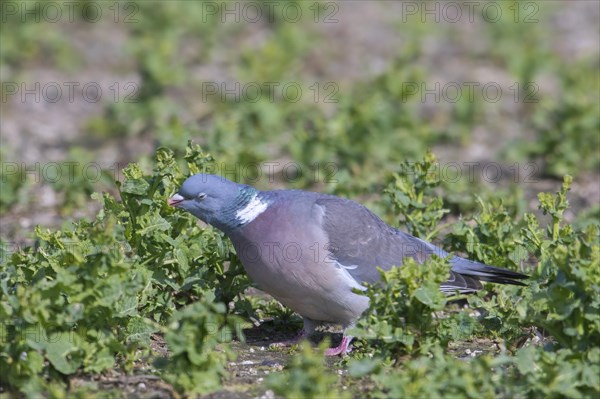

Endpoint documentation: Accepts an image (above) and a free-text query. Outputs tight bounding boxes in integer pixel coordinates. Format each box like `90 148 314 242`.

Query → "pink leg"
325 336 353 356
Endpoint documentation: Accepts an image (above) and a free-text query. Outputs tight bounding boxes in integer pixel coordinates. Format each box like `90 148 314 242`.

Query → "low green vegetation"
267 341 351 399
341 163 599 398
1 144 248 396
1 146 598 397
1 0 599 397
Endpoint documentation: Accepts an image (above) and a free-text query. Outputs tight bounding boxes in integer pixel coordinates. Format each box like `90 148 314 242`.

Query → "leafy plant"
0 142 249 396
155 298 243 395
504 62 600 178
384 150 449 240
348 173 599 398
266 341 351 399
444 196 528 270
351 256 451 359
0 218 150 395
101 143 251 320
349 343 599 399
518 176 600 351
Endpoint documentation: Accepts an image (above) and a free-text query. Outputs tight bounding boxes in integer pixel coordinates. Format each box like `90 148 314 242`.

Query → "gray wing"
315 196 527 292
315 196 441 282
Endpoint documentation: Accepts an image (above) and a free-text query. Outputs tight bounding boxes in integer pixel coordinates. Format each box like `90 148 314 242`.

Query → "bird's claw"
324 336 353 356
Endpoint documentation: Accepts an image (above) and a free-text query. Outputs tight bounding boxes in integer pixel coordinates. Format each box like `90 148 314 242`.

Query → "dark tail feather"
449 257 528 287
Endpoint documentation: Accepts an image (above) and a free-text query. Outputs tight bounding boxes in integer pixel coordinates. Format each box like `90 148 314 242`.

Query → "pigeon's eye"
197 193 207 200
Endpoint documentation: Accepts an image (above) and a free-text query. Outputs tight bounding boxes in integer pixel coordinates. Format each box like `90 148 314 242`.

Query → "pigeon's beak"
168 193 185 207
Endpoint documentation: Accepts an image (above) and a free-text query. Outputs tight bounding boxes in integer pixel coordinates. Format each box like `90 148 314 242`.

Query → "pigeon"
168 174 527 356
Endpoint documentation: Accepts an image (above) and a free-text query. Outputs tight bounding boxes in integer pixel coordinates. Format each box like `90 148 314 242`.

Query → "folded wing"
315 196 527 292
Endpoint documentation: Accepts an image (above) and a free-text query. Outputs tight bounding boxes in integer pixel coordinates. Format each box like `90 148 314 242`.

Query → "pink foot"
270 328 309 348
325 336 353 356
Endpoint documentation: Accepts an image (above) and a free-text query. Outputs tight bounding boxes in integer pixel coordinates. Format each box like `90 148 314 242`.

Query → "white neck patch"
236 195 269 224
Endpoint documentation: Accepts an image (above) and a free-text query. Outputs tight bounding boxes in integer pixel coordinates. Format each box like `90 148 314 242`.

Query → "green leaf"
414 286 438 307
44 334 82 375
121 178 150 195
138 213 171 236
85 347 115 373
348 358 381 377
126 317 157 344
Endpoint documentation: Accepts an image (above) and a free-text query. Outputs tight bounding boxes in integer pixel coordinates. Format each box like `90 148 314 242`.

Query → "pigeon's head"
168 174 266 231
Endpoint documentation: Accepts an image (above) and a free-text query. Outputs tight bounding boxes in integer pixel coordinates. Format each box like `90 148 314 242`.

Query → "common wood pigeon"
168 174 527 356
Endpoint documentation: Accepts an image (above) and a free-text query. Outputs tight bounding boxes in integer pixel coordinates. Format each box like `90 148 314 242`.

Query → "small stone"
137 383 146 391
258 390 275 399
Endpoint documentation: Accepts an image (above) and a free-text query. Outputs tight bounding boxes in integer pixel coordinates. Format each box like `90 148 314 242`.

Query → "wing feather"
315 196 527 290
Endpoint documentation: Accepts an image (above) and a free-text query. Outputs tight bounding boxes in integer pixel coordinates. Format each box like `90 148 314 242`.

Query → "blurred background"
1 0 599 243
